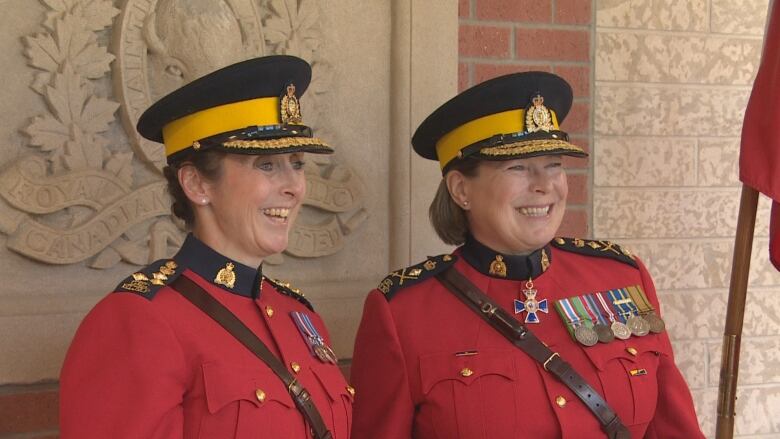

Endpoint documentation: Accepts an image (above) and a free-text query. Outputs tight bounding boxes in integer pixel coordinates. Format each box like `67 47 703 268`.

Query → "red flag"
739 0 780 270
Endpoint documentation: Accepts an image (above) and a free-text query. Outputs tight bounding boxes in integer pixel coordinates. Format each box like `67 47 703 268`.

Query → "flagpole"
715 184 759 439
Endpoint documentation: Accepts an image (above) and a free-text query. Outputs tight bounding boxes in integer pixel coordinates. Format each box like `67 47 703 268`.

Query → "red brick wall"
459 0 594 238
0 384 59 438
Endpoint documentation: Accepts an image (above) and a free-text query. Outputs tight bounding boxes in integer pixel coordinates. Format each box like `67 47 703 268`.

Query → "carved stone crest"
0 0 366 269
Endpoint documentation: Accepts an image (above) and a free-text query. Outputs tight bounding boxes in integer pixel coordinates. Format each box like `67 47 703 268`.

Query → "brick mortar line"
460 19 590 31
458 57 590 67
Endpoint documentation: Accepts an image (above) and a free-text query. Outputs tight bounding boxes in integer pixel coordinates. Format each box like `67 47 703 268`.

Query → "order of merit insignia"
291 311 338 364
513 279 548 323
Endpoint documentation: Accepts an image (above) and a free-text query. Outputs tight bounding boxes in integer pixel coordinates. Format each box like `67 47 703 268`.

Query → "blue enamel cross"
514 280 548 324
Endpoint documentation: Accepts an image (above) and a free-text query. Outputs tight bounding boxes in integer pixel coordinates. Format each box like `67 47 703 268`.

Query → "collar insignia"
489 255 507 277
215 262 237 289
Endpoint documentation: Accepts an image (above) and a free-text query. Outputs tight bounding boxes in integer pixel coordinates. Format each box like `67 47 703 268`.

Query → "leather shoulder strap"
436 267 630 439
171 275 332 439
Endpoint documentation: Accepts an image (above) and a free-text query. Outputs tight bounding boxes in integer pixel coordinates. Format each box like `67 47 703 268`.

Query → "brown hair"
162 150 227 227
429 157 481 245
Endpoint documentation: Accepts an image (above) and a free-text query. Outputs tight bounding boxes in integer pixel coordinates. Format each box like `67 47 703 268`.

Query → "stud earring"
463 200 469 208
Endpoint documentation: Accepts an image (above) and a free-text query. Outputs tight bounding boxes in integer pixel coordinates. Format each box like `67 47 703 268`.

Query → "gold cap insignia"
489 255 507 277
215 262 236 289
525 94 554 133
280 82 303 125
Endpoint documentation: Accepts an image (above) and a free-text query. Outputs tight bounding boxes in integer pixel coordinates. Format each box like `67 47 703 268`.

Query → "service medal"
626 315 650 337
593 323 615 343
574 325 599 347
644 313 666 334
611 321 632 340
291 311 338 364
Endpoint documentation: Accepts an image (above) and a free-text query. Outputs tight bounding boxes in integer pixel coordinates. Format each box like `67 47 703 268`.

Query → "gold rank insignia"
377 254 457 300
551 237 638 268
116 259 179 298
121 279 150 294
489 255 507 277
214 262 236 289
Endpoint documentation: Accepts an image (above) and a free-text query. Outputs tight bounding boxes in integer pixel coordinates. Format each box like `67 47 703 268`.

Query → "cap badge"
214 262 236 289
280 82 303 125
489 255 507 277
525 93 554 133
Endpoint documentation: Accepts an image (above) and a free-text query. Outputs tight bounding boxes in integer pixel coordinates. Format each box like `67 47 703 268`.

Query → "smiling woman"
350 72 705 439
59 56 352 439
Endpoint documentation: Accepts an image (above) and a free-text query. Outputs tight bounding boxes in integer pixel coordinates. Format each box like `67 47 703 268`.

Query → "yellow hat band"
162 97 281 156
435 108 560 170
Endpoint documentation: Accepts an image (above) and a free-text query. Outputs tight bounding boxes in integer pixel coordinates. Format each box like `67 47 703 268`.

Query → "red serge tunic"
60 235 353 439
350 237 704 439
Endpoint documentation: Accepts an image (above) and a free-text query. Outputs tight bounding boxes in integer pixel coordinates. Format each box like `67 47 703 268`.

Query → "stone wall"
0 0 456 436
594 0 779 437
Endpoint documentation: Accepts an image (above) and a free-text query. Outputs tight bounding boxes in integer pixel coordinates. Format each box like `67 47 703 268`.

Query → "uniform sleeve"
635 259 705 439
350 291 415 439
60 293 188 439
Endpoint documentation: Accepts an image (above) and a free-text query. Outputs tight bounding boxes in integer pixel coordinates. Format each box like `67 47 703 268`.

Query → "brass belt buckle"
543 352 560 371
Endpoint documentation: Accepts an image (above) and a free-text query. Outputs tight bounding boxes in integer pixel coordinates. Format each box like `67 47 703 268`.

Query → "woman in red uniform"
350 72 704 438
60 56 353 439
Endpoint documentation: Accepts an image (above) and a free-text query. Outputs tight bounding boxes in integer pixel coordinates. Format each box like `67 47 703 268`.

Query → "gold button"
346 385 355 397
626 347 638 356
255 389 266 403
291 362 301 373
265 306 274 317
556 396 567 407
460 367 474 377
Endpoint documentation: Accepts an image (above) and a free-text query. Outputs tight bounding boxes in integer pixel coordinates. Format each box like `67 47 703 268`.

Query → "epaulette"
114 259 181 300
266 278 314 311
551 237 638 268
378 254 458 300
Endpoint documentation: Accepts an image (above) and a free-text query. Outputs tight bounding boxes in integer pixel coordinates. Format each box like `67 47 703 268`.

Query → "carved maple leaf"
25 65 119 171
263 0 322 60
42 0 119 32
24 14 115 79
